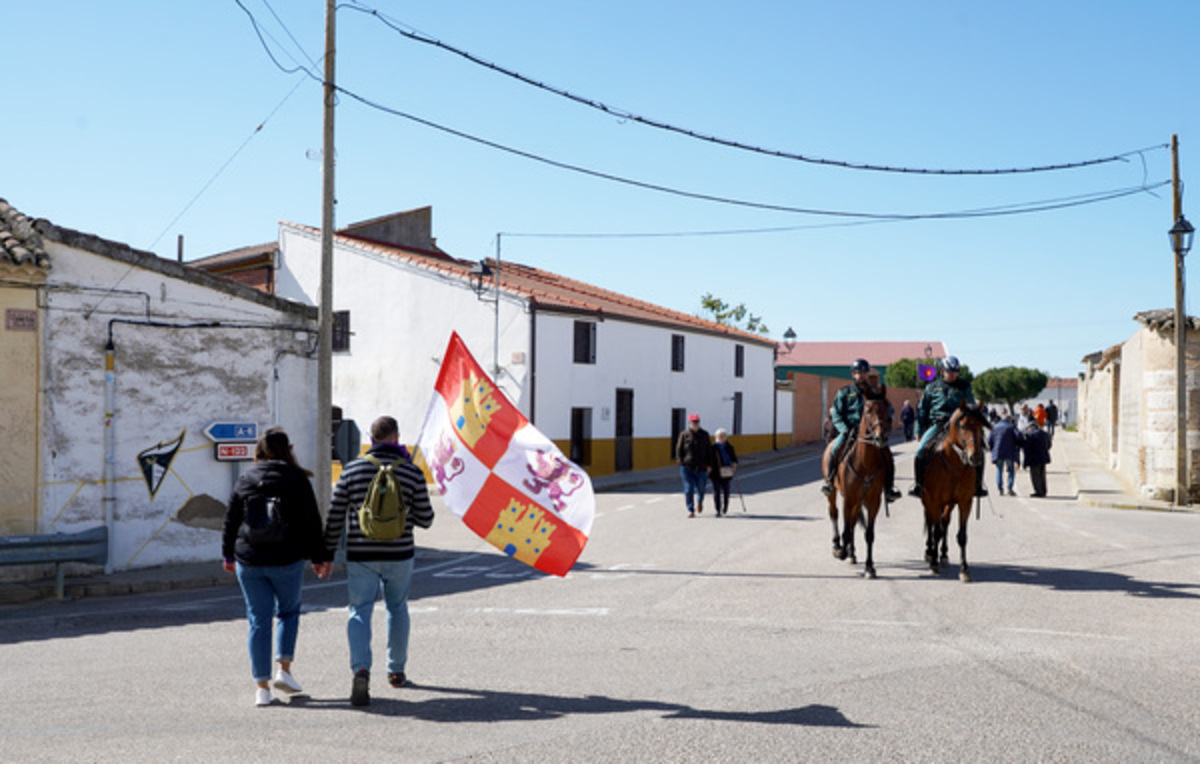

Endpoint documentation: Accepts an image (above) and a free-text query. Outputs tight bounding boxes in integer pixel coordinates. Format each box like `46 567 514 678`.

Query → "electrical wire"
235 2 1170 223
342 2 1168 177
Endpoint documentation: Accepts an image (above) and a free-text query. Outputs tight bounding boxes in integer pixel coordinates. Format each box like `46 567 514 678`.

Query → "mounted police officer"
821 359 902 502
908 355 987 498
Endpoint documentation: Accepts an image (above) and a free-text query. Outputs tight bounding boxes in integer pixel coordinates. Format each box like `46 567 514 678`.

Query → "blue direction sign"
203 421 258 443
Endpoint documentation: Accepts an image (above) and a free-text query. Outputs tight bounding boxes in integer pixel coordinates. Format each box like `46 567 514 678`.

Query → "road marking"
831 619 923 627
1077 530 1097 539
616 504 635 512
591 563 656 580
470 606 610 617
645 497 665 504
1001 627 1131 641
1109 542 1128 549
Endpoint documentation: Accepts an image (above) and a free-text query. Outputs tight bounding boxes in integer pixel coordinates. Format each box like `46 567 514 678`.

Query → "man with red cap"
675 413 712 517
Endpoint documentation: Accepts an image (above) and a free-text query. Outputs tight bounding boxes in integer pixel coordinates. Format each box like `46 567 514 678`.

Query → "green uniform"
829 381 868 455
915 377 976 458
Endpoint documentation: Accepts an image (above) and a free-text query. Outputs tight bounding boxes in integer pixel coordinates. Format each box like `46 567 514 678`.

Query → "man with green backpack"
324 415 435 707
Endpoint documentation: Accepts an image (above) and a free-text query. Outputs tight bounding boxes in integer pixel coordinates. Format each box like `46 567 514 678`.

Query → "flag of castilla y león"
417 332 595 576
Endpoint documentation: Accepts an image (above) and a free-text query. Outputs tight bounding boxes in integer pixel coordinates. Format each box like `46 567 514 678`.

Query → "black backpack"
242 490 287 546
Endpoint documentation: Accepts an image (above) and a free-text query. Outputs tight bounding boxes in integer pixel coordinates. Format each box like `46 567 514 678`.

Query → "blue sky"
4 1 1198 378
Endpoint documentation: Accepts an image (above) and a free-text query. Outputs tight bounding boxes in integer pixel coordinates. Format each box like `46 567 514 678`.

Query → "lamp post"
1171 214 1194 506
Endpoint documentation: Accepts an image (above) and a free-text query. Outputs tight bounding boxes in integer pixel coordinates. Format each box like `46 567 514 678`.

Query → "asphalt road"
2 439 1199 763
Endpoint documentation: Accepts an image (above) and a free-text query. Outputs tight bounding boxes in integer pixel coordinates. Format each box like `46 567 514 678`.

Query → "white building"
198 207 786 476
0 198 318 570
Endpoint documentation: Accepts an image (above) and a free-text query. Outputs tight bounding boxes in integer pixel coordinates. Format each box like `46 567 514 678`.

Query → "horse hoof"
865 566 877 579
924 552 935 564
929 564 940 575
940 554 950 566
848 555 857 565
960 570 972 583
833 547 846 560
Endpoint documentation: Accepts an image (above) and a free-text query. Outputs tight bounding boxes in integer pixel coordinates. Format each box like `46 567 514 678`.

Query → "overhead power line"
343 2 1168 177
235 1 1169 223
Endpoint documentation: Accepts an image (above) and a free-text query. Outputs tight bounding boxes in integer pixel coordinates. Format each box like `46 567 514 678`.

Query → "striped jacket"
324 443 435 561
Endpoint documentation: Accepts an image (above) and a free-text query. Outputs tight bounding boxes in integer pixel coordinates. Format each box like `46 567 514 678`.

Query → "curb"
591 445 818 493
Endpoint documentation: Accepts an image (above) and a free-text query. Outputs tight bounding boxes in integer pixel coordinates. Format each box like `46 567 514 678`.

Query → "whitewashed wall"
41 239 317 569
277 224 531 446
533 312 775 440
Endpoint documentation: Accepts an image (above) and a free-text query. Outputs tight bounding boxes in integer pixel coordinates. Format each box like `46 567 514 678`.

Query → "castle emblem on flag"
450 371 500 448
524 450 585 513
486 498 556 566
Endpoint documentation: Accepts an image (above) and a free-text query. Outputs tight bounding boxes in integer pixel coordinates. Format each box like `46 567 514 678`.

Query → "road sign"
215 442 254 461
203 422 258 443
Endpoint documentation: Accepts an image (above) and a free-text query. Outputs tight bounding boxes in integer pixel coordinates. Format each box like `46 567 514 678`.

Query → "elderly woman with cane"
709 428 740 516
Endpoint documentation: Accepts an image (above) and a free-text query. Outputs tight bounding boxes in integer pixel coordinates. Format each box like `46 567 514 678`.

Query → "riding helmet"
850 358 870 373
941 355 961 372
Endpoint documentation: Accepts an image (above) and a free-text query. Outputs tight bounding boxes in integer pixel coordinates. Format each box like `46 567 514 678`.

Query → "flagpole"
494 233 501 376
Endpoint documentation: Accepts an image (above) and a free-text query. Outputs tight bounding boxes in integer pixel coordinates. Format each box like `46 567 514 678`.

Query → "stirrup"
820 482 834 496
885 487 902 501
908 484 923 497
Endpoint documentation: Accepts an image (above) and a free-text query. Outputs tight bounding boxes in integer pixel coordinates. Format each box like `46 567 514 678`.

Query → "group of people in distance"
675 414 741 517
222 415 433 708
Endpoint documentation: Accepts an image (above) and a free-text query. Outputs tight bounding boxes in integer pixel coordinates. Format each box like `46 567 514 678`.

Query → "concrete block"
1144 370 1175 389
1143 432 1173 450
1145 412 1176 431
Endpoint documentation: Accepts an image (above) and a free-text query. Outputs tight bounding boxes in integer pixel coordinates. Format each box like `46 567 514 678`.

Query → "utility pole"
1172 133 1187 506
316 0 336 512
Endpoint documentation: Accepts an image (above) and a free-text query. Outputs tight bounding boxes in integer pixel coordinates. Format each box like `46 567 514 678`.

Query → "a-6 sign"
215 442 254 462
203 422 258 443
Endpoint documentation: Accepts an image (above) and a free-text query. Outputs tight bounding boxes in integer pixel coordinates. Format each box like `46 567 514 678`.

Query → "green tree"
973 366 1048 412
885 357 973 390
699 293 768 334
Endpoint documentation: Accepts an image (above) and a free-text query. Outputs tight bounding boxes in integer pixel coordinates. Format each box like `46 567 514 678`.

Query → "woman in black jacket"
710 428 740 516
222 427 332 706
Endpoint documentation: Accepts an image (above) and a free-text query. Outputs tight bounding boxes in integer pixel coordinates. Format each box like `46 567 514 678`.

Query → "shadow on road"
944 562 1200 598
289 684 870 727
0 548 584 645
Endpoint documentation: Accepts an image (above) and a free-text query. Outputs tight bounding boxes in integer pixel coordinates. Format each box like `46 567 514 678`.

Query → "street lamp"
1170 215 1195 255
924 343 933 359
1171 214 1194 506
468 260 494 299
777 326 797 357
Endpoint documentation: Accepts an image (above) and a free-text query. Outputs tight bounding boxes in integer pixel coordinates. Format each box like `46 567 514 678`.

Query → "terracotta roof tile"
776 341 948 368
0 198 50 269
284 222 774 346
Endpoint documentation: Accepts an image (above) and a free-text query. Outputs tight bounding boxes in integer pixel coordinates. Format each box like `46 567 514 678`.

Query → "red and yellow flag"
417 333 594 576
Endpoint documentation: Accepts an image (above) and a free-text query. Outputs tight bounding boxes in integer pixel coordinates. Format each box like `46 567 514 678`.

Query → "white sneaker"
273 669 303 695
255 687 273 707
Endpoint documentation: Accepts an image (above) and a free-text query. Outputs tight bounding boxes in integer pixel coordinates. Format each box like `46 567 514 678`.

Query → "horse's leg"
923 499 939 572
828 487 844 559
939 508 951 566
957 501 972 583
842 497 858 565
863 500 878 579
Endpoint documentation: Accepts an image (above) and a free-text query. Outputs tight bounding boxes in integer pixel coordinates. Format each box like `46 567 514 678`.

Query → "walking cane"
734 471 748 512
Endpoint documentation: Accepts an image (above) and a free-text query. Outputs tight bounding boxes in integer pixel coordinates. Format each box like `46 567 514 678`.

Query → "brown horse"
920 403 989 582
822 392 892 579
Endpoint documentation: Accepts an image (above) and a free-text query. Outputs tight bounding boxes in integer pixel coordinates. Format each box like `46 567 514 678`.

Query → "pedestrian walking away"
1018 418 1052 498
1045 400 1059 440
709 428 739 516
676 413 712 517
987 412 1020 496
324 415 435 707
222 427 333 707
900 399 916 442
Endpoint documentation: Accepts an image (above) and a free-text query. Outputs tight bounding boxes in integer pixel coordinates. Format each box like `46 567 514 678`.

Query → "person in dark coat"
1045 400 1059 440
1018 419 1052 497
987 414 1020 495
709 428 740 516
900 400 916 442
676 413 712 517
222 427 332 707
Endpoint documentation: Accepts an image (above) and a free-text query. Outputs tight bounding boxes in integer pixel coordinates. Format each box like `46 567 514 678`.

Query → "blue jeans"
347 558 415 675
680 466 708 512
236 560 304 682
994 459 1016 492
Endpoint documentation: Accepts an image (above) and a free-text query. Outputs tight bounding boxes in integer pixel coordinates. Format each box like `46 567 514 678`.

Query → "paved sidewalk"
1055 430 1185 512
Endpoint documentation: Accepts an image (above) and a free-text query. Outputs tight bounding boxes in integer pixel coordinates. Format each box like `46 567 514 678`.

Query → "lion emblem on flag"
523 449 584 512
431 432 465 493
